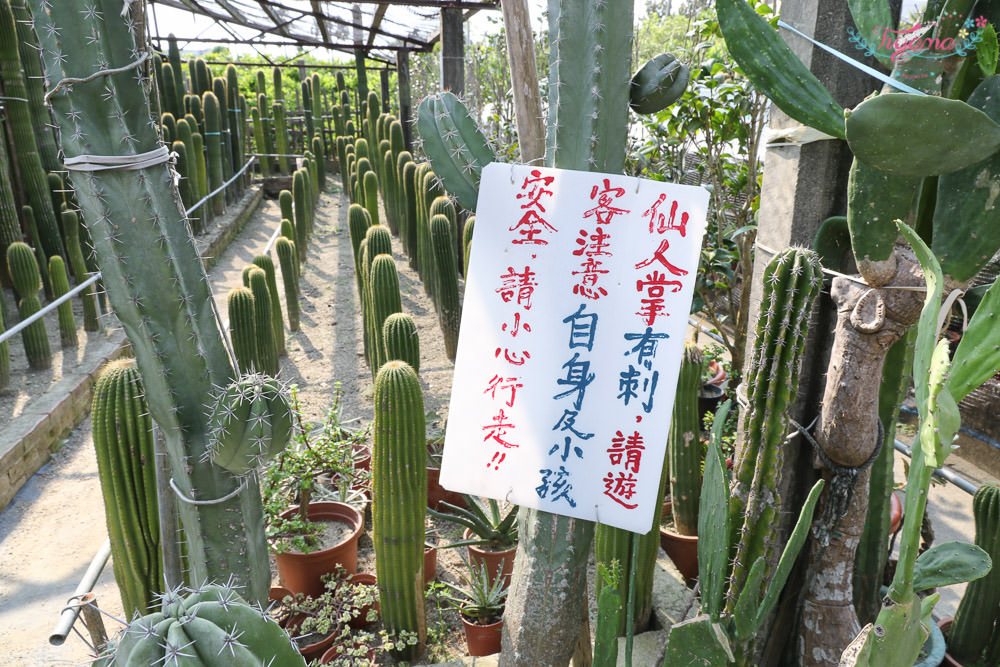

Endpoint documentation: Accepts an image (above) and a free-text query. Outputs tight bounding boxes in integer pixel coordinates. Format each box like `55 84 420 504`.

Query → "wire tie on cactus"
169 476 248 505
63 146 172 172
43 52 152 105
0 95 29 103
794 417 884 546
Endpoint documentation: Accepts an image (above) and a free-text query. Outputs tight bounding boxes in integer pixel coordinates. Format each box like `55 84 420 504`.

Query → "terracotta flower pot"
938 618 965 667
320 640 376 665
890 490 904 535
348 573 378 629
424 544 438 584
353 445 371 472
464 528 516 589
427 466 466 509
275 501 365 597
268 586 295 628
659 499 698 584
286 613 338 662
461 614 503 657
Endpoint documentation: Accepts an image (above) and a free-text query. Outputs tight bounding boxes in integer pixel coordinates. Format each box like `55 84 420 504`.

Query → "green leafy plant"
284 566 378 639
428 494 518 550
443 558 508 625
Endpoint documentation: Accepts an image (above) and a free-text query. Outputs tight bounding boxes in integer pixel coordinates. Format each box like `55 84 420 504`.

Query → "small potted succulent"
263 386 365 596
429 494 518 588
443 558 508 657
282 566 379 661
319 627 419 665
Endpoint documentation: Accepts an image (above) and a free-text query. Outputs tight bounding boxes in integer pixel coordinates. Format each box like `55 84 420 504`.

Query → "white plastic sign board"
439 163 709 533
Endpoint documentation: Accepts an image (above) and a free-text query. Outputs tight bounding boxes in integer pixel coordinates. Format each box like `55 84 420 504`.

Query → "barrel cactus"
383 312 419 373
92 359 162 618
205 373 292 476
95 583 305 666
6 241 50 370
372 361 427 659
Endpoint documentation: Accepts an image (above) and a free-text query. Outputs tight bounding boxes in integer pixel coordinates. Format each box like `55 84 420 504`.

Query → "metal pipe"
49 539 111 645
0 273 101 345
185 156 256 216
893 440 980 495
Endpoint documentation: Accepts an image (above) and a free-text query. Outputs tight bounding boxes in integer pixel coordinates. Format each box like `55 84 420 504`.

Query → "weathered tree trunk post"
440 7 465 96
396 49 413 152
379 69 390 113
501 0 544 164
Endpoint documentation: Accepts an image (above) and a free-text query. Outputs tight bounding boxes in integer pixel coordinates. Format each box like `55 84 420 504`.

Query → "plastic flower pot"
320 640 377 665
938 619 965 667
275 501 364 597
285 613 338 662
463 528 516 590
461 613 503 657
348 572 378 629
424 543 438 585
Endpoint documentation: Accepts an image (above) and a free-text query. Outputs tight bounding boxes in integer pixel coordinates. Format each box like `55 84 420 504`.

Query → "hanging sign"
439 163 709 533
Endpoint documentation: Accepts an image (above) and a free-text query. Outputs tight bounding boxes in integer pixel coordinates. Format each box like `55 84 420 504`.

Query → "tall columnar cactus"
161 112 177 145
247 267 278 376
60 210 99 332
302 79 315 146
273 102 290 175
21 205 51 296
193 58 211 98
371 360 427 660
312 136 326 189
203 91 225 216
0 304 8 389
7 241 50 370
250 105 271 177
0 119 21 287
212 78 233 199
226 65 243 178
94 583 305 667
948 482 1000 663
311 73 324 148
91 359 161 617
401 160 418 270
382 312 419 373
370 254 402 371
363 170 380 228
252 254 285 356
668 343 704 535
12 1 58 173
420 170 445 300
280 218 295 245
362 226 393 373
205 373 292 476
275 237 299 331
430 214 460 360
462 215 475 278
382 149 399 234
166 34 185 116
187 95 205 135
227 287 257 374
48 256 77 346
348 203 371 302
429 195 459 290
278 188 293 226
258 93 276 175
191 132 209 221
30 0 270 604
293 169 308 263
171 140 195 217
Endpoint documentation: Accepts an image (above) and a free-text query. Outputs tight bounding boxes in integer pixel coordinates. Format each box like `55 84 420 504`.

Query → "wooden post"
440 7 464 97
77 593 109 655
380 69 390 113
501 0 544 163
396 49 413 152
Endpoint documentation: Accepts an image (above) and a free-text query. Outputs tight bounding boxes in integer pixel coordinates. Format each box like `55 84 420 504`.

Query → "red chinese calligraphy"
495 347 531 365
484 375 523 407
517 170 555 212
635 271 683 326
510 210 558 245
584 178 630 225
496 265 538 310
571 257 610 300
602 471 639 509
482 408 518 449
643 193 689 236
606 430 645 473
635 238 688 275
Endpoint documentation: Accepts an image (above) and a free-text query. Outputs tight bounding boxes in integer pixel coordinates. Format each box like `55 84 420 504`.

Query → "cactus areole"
30 0 270 603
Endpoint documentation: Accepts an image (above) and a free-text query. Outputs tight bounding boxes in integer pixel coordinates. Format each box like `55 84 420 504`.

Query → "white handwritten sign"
439 164 709 533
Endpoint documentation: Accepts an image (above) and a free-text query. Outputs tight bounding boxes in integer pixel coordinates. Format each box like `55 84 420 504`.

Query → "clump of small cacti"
227 287 257 374
48 256 77 346
91 359 162 618
275 237 299 331
372 361 427 660
383 312 419 373
205 373 292 476
430 214 460 359
7 241 51 370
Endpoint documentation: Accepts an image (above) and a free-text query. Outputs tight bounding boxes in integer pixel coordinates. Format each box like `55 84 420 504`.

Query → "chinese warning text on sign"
439 164 709 533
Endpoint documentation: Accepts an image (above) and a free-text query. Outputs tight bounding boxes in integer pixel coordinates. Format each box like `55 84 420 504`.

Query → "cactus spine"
430 214 460 360
948 482 1000 663
203 91 225 216
48 255 77 346
383 312 419 373
370 254 402 371
30 0 271 603
275 237 299 331
91 359 161 617
669 343 704 535
372 361 427 659
7 241 50 369
227 287 257 374
252 254 285 356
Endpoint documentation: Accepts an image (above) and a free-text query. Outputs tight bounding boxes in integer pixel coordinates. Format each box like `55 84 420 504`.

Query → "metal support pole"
49 539 111 645
77 593 109 655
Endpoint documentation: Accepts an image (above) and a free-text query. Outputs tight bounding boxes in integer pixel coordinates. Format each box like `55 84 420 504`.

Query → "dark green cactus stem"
95 583 305 666
47 173 65 226
250 105 272 177
247 267 278 376
91 359 161 617
400 158 418 269
337 136 349 190
306 154 318 203
669 343 704 535
194 58 211 97
293 169 308 264
429 195 458 283
187 94 204 135
252 254 285 356
272 66 283 102
255 69 267 97
161 112 177 145
191 131 209 216
302 79 315 145
355 137 370 163
362 226 393 373
382 312 419 372
273 102 290 175
377 139 391 198
948 482 1000 662
166 35 185 117
278 190 294 236
430 214 460 360
382 149 398 234
48 256 77 346
6 241 50 370
275 237 299 331
366 91 380 147
0 123 22 287
348 203 372 303
212 78 233 197
30 0 271 603
11 0 60 174
372 360 427 659
60 210 99 332
0 304 7 389
225 65 243 175
420 170 445 300
363 170 380 228
21 205 51 297
311 73 324 150
171 140 195 219
206 374 292 476
312 136 326 189
725 249 822 642
356 155 372 206
241 264 255 288
463 215 475 278
175 117 196 190
593 562 623 667
202 91 224 216
227 287 257 375
258 93 276 175
370 254 402 371
0 0 64 267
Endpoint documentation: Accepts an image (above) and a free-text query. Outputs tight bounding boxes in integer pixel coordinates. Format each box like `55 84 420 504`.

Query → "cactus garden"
2 1 1000 667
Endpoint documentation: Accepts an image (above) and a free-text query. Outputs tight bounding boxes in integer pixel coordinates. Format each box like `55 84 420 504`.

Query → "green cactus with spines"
48 256 77 347
225 65 243 178
191 131 208 218
420 170 445 300
337 136 349 190
205 373 292 476
305 154 318 204
593 561 624 667
395 150 414 235
0 303 8 389
312 136 326 190
21 205 51 297
948 482 1000 663
171 140 195 218
348 203 372 302
669 343 704 536
366 91 380 146
94 583 305 667
377 138 391 196
462 215 475 278
293 169 308 263
371 360 427 659
370 254 402 372
355 156 373 205
280 218 295 244
355 137 370 163
401 160 418 270
247 268 279 377
212 78 233 196
91 359 162 618
240 264 256 288
416 93 496 211
46 172 66 247
382 149 399 235
275 237 299 331
166 34 184 115
161 112 177 145
0 121 21 288
250 106 272 177
194 58 211 97
382 312 419 373
430 214 461 360
252 254 285 357
629 53 690 114
227 287 257 374
187 95 204 135
301 79 315 146
429 195 458 283
362 226 393 372
255 69 267 97
278 189 293 227
303 166 316 233
7 241 50 370
363 169 380 229
273 102 290 175
161 62 181 121
202 91 225 216
258 93 276 175
60 210 99 332
271 66 283 102
311 73 324 149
